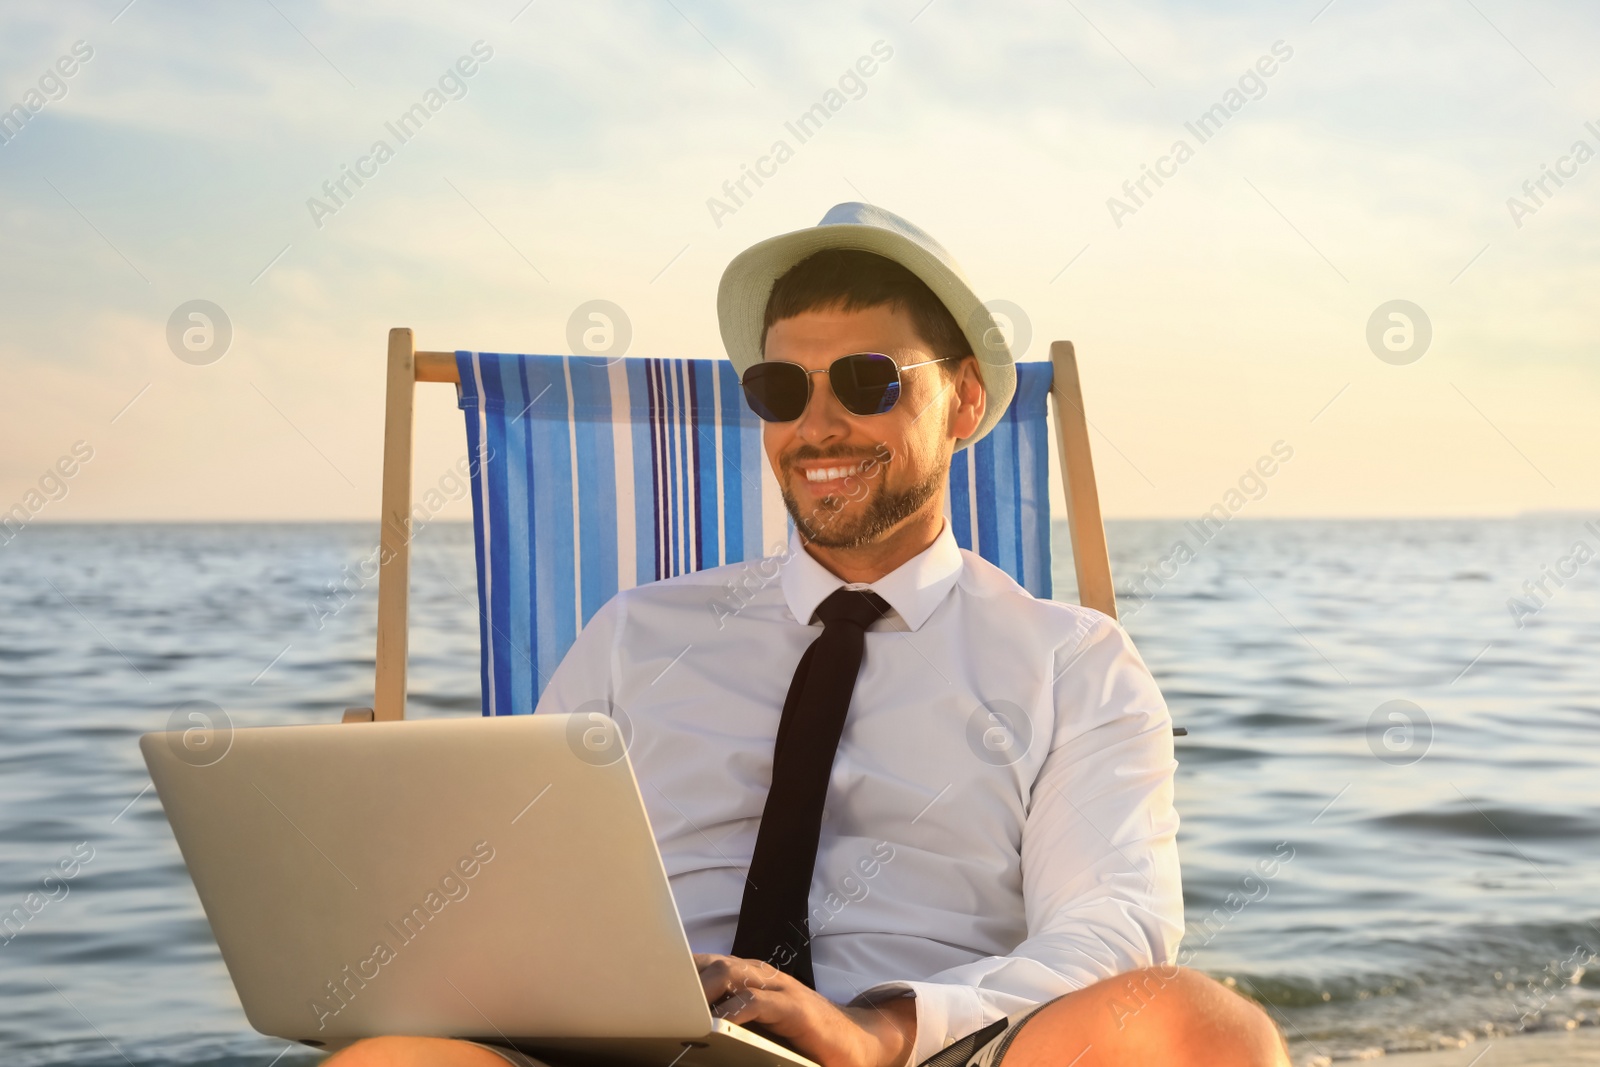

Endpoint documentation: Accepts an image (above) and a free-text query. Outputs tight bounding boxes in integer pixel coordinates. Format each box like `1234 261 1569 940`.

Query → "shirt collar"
779 519 964 632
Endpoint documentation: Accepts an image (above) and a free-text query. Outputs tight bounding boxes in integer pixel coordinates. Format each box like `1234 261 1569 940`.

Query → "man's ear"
949 357 985 443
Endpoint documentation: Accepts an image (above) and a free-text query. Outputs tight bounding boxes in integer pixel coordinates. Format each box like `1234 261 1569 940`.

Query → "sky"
2 0 1596 523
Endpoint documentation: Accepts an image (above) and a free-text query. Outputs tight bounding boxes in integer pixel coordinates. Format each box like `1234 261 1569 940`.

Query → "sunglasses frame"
741 352 959 423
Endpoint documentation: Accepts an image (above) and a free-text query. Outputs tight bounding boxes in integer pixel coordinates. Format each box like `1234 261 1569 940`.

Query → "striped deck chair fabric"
455 352 1055 716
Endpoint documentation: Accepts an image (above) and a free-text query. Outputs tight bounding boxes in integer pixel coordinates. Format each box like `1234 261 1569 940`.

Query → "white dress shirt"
534 519 1183 1066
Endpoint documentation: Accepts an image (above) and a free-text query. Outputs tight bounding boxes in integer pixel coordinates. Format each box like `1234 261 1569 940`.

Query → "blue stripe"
485 358 517 714
662 363 679 576
974 431 999 570
536 364 577 695
504 356 536 713
1013 379 1035 584
991 412 1020 581
456 354 494 714
1021 408 1049 597
652 361 667 577
1021 363 1053 598
678 362 695 571
569 358 620 620
647 361 667 580
667 361 682 575
949 448 972 552
740 379 765 557
665 362 680 574
718 360 746 564
675 361 694 573
690 362 715 567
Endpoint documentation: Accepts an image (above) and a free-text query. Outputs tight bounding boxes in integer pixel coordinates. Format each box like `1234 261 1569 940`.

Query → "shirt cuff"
853 980 989 1067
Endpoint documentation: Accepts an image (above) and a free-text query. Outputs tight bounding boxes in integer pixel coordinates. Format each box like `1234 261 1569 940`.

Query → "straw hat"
716 202 1016 450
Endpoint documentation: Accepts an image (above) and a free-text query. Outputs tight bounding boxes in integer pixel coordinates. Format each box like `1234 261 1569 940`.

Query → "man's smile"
788 455 883 498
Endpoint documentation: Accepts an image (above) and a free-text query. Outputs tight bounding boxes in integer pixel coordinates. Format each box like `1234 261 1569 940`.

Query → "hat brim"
717 223 1016 450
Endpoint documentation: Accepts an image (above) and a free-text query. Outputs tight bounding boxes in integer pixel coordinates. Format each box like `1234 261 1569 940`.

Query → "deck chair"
345 329 1122 724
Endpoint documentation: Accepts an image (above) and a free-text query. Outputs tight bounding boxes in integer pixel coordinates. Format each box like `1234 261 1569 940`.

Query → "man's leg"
1000 967 1291 1067
323 1035 541 1067
318 969 1289 1067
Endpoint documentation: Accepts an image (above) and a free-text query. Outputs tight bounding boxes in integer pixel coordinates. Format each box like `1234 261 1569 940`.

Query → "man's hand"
693 953 917 1067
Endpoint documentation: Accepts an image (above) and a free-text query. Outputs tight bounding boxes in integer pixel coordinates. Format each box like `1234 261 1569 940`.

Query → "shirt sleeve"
852 612 1184 1066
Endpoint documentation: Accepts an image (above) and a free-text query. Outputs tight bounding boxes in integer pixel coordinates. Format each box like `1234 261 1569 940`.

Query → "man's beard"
781 463 945 549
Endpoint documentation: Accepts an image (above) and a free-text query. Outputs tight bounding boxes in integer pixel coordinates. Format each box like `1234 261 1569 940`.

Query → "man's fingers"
694 953 786 1001
693 954 811 1034
711 986 779 1026
689 957 862 1066
695 956 731 1002
709 988 754 1020
695 955 760 1006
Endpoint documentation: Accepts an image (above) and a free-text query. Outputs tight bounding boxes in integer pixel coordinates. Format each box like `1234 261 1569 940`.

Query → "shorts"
917 1003 1049 1067
468 1003 1049 1067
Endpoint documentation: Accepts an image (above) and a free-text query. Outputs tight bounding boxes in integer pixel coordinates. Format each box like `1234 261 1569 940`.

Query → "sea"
1 518 1597 1066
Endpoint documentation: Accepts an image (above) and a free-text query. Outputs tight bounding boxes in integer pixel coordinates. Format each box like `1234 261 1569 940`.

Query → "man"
331 204 1290 1067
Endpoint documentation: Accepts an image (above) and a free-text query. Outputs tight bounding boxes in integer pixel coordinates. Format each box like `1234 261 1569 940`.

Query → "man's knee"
324 1036 415 1067
324 1035 508 1067
1007 966 1290 1067
1105 967 1289 1067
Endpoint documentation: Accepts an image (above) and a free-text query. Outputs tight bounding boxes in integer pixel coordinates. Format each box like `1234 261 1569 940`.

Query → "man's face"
760 302 983 549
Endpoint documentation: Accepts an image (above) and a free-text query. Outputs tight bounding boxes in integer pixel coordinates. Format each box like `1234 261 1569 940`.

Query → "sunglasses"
740 352 957 423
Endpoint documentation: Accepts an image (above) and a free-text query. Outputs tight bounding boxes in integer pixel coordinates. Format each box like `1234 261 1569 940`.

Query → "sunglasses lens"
741 362 809 422
831 353 901 416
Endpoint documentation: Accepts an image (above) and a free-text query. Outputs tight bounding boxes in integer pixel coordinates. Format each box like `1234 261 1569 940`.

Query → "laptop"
140 713 819 1067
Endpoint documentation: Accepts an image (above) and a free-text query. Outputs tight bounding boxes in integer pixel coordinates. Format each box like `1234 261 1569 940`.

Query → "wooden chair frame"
347 329 1115 723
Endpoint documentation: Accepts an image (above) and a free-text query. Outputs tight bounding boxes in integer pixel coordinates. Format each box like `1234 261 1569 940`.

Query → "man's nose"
794 368 852 442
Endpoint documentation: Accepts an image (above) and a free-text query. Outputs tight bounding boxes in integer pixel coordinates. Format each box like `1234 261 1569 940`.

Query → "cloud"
1 0 1596 518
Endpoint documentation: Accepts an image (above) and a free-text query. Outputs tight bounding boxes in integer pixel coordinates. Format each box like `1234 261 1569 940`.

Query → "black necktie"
731 587 892 988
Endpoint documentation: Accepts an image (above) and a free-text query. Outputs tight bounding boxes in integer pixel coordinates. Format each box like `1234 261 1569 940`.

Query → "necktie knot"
814 587 892 630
